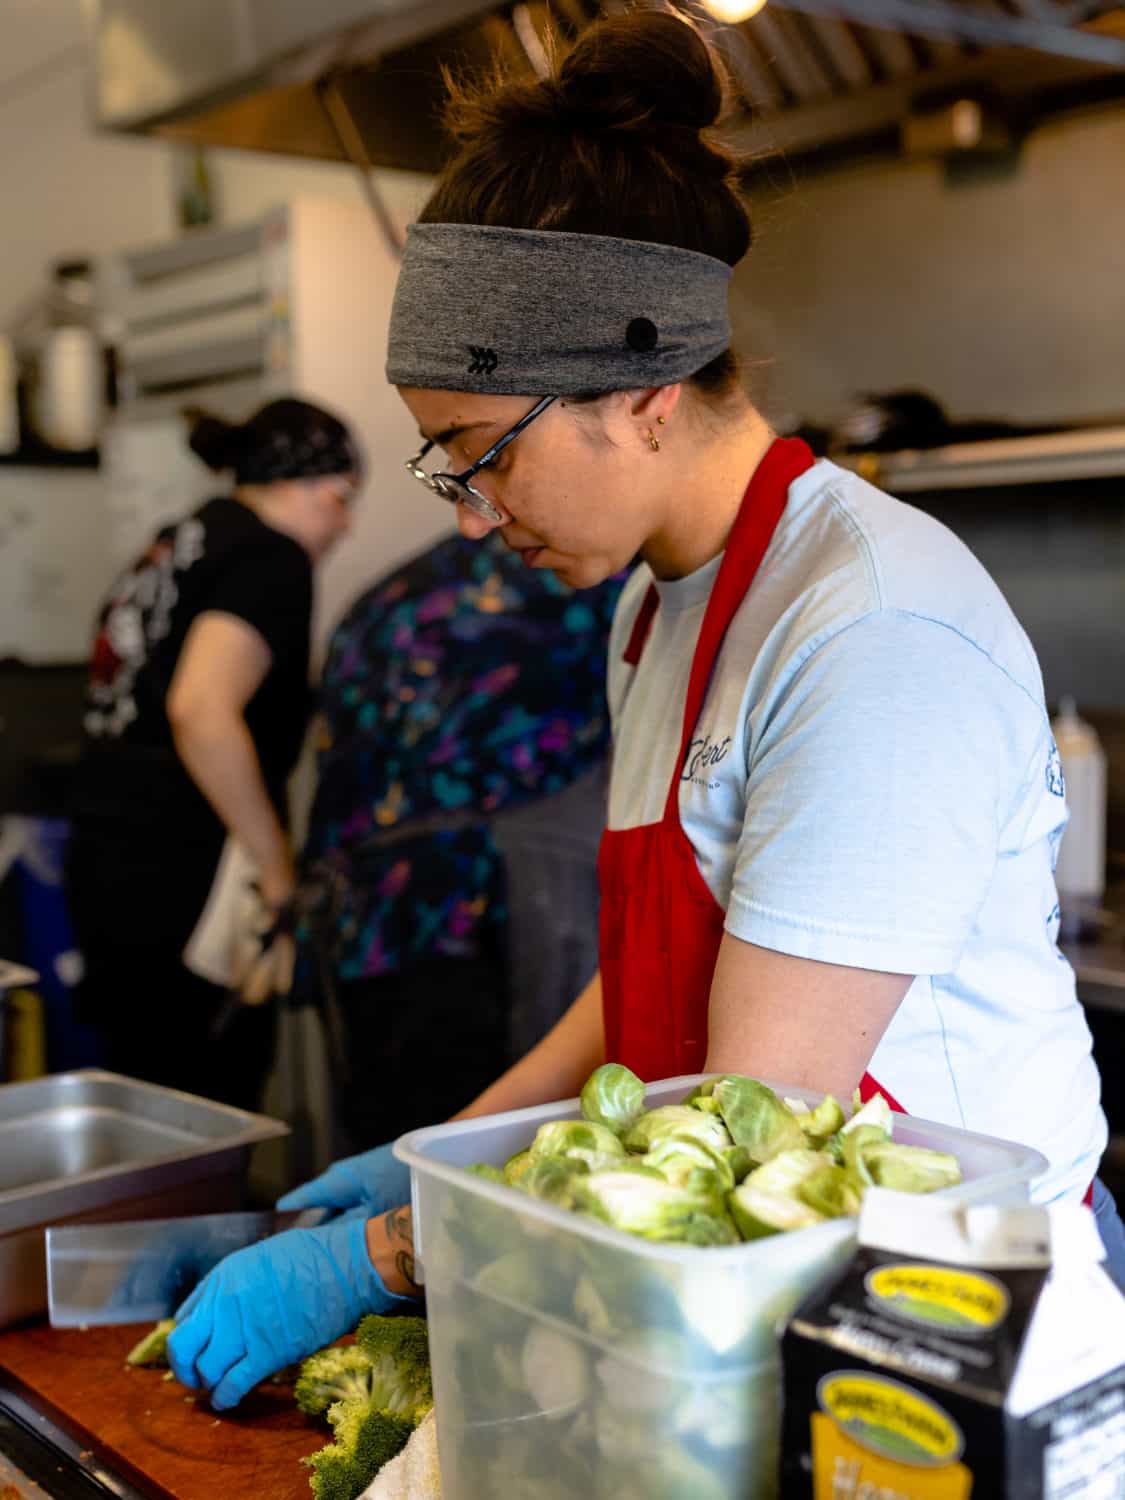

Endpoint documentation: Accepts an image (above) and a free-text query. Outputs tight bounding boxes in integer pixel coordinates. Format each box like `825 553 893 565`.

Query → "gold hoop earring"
646 428 661 452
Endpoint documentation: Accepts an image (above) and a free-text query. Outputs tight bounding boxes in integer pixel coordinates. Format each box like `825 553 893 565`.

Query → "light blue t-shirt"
607 459 1106 1202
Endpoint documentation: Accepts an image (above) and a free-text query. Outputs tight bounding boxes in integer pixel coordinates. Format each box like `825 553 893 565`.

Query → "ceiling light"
701 0 769 22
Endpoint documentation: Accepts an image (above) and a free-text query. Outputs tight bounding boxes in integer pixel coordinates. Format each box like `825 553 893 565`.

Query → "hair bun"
184 408 245 473
556 11 725 134
424 7 752 272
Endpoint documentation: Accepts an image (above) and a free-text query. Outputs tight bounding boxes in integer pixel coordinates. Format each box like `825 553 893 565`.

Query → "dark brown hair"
420 7 751 397
184 398 360 482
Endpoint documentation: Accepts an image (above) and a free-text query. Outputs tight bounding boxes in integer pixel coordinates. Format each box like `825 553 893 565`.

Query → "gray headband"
386 223 732 396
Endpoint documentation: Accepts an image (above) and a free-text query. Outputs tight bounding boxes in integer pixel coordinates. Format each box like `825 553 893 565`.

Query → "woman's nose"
457 504 501 540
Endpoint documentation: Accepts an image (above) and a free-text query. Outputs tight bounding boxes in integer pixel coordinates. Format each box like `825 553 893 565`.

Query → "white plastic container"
396 1074 1048 1500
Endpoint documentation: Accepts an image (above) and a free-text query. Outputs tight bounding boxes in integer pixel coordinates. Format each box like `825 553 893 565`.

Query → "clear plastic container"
395 1075 1048 1500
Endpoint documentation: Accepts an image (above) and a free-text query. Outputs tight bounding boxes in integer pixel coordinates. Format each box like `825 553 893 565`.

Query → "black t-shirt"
78 497 312 829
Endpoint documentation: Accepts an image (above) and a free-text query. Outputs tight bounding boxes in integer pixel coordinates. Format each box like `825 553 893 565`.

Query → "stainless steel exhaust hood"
88 0 566 173
89 0 1125 177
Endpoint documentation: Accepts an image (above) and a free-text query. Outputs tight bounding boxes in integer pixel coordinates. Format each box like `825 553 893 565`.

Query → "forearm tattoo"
385 1205 422 1296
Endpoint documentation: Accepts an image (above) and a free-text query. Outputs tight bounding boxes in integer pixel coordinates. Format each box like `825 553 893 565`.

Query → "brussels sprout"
444 1180 518 1277
452 1340 518 1421
837 1122 888 1182
466 1162 506 1185
571 1238 685 1336
520 1325 589 1418
471 1249 574 1324
681 1080 725 1117
530 1120 627 1164
465 1427 590 1500
792 1094 846 1143
641 1133 735 1201
712 1076 807 1163
841 1092 894 1138
494 1341 529 1395
605 1450 732 1500
594 1406 655 1465
725 1145 754 1183
595 1330 689 1415
575 1170 738 1246
729 1182 825 1239
865 1143 962 1193
581 1063 647 1136
520 1155 590 1209
742 1147 832 1198
504 1148 536 1187
623 1105 733 1155
573 1275 614 1337
797 1163 864 1219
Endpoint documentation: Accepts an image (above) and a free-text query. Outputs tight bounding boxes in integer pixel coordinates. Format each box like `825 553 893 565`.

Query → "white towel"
182 838 263 989
360 1411 442 1500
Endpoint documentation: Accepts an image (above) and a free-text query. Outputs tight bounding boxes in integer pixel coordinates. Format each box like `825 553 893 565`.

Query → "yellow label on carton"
811 1412 974 1499
865 1264 1010 1334
817 1374 964 1465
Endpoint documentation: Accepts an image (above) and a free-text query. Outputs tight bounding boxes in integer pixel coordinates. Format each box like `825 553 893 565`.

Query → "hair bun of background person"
184 408 246 473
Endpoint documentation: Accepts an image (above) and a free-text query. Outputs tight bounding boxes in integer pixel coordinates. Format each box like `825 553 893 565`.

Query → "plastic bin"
395 1073 1048 1500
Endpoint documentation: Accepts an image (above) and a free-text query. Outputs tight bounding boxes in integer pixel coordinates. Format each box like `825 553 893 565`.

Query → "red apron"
598 435 903 1113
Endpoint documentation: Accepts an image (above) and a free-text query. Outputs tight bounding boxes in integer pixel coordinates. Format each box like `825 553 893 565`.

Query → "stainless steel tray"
0 1070 289 1328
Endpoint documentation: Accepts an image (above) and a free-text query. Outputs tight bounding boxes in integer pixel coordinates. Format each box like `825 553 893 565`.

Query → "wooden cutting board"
0 1323 324 1500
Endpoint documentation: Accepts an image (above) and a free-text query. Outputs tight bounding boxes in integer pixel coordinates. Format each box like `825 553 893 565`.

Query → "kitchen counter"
0 1323 322 1500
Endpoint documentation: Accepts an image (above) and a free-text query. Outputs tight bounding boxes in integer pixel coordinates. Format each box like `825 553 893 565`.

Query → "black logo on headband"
467 346 498 375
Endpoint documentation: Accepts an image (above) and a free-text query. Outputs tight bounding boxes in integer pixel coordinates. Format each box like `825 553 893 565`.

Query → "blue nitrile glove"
276 1141 411 1221
166 1216 414 1411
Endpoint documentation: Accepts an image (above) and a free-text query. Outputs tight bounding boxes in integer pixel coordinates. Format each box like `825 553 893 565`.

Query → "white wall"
207 145 432 234
0 0 432 327
0 0 174 331
735 105 1125 429
1 1 442 660
286 195 455 648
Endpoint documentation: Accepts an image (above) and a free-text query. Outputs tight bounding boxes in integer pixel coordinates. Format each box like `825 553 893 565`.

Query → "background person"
67 397 359 1109
296 529 625 1152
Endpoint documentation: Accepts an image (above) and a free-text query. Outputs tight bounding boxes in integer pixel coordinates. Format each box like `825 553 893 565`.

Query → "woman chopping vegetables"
167 9 1124 1408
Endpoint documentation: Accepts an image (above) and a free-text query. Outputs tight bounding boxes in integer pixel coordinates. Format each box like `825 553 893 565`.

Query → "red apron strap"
622 584 659 666
662 437 815 823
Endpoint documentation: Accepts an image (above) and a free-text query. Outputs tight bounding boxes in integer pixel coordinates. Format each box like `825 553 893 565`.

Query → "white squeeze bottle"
1051 698 1107 919
0 336 18 455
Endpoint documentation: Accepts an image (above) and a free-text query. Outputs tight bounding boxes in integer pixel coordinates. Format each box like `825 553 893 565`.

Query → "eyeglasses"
404 395 558 523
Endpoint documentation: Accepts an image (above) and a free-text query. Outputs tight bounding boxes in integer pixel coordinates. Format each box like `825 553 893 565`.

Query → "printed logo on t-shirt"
1046 902 1064 953
85 517 206 738
1046 740 1065 797
681 731 732 791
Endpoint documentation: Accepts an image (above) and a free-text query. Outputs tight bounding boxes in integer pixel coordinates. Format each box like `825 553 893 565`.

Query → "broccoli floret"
304 1405 414 1500
354 1315 433 1418
294 1345 377 1419
298 1319 432 1500
126 1318 176 1368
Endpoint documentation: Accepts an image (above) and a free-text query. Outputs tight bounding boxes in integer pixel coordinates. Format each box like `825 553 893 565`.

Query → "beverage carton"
780 1187 1125 1497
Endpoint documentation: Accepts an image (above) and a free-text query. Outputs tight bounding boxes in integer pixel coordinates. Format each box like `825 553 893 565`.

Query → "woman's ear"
629 384 683 426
